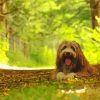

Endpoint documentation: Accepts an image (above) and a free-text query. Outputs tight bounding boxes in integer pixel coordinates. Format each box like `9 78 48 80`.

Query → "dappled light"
0 40 9 64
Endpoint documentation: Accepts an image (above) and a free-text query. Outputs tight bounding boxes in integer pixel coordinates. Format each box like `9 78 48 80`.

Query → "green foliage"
6 0 90 40
0 40 9 64
41 46 54 65
57 26 100 64
3 26 100 67
28 44 55 66
0 24 5 33
6 51 34 67
0 22 8 64
6 49 55 68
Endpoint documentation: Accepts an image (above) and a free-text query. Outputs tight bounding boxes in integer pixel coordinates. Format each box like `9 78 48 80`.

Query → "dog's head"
56 41 86 73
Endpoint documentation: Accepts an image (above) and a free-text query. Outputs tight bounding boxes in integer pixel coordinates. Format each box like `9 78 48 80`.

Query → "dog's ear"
56 51 63 72
77 50 84 67
56 42 63 72
72 41 81 48
76 43 90 71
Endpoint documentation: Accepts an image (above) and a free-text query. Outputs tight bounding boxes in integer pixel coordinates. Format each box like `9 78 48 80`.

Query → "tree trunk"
18 38 21 51
90 0 100 28
98 1 100 26
0 0 4 22
24 41 27 56
13 37 16 51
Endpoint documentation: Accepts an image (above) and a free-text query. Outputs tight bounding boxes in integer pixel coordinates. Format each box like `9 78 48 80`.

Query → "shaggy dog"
56 41 100 80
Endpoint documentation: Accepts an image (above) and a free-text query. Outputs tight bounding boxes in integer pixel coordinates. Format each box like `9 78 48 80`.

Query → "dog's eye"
61 46 66 50
71 46 75 51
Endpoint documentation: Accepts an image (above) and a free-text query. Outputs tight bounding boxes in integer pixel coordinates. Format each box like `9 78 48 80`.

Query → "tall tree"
90 0 100 28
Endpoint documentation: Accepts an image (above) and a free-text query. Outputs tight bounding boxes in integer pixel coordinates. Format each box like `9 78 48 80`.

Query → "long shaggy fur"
56 41 99 77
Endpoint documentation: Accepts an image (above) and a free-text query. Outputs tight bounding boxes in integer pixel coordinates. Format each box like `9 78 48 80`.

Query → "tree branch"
91 38 100 44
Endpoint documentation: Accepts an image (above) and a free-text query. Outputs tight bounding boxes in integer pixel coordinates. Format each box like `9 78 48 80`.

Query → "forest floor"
0 64 100 100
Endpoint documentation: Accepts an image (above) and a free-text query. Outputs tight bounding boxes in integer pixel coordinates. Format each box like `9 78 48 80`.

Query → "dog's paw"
56 72 66 80
56 72 77 80
66 73 76 78
76 72 90 77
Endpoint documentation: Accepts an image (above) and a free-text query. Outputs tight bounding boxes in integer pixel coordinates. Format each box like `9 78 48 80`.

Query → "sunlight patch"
0 64 54 70
60 87 86 94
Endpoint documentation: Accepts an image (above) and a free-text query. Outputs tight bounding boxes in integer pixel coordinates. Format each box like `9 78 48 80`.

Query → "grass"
0 80 100 100
1 83 58 100
0 84 76 100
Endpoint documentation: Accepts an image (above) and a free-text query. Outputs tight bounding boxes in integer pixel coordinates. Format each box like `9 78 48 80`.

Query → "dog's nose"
66 52 71 56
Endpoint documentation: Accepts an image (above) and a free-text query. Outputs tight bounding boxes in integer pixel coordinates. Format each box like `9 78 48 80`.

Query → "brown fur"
56 41 100 77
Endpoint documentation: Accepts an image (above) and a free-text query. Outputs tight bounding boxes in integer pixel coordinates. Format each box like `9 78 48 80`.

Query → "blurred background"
0 0 100 68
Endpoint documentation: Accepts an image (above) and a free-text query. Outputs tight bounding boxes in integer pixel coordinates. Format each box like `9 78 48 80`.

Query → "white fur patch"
56 72 76 80
66 73 76 78
56 72 66 80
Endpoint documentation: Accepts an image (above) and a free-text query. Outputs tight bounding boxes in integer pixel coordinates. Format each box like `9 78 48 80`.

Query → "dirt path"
0 68 55 92
0 66 100 94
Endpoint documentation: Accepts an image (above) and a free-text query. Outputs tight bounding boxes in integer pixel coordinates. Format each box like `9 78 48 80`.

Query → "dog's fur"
56 41 100 78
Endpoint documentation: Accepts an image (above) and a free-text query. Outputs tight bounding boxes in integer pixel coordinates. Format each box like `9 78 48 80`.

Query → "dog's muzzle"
60 48 76 66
